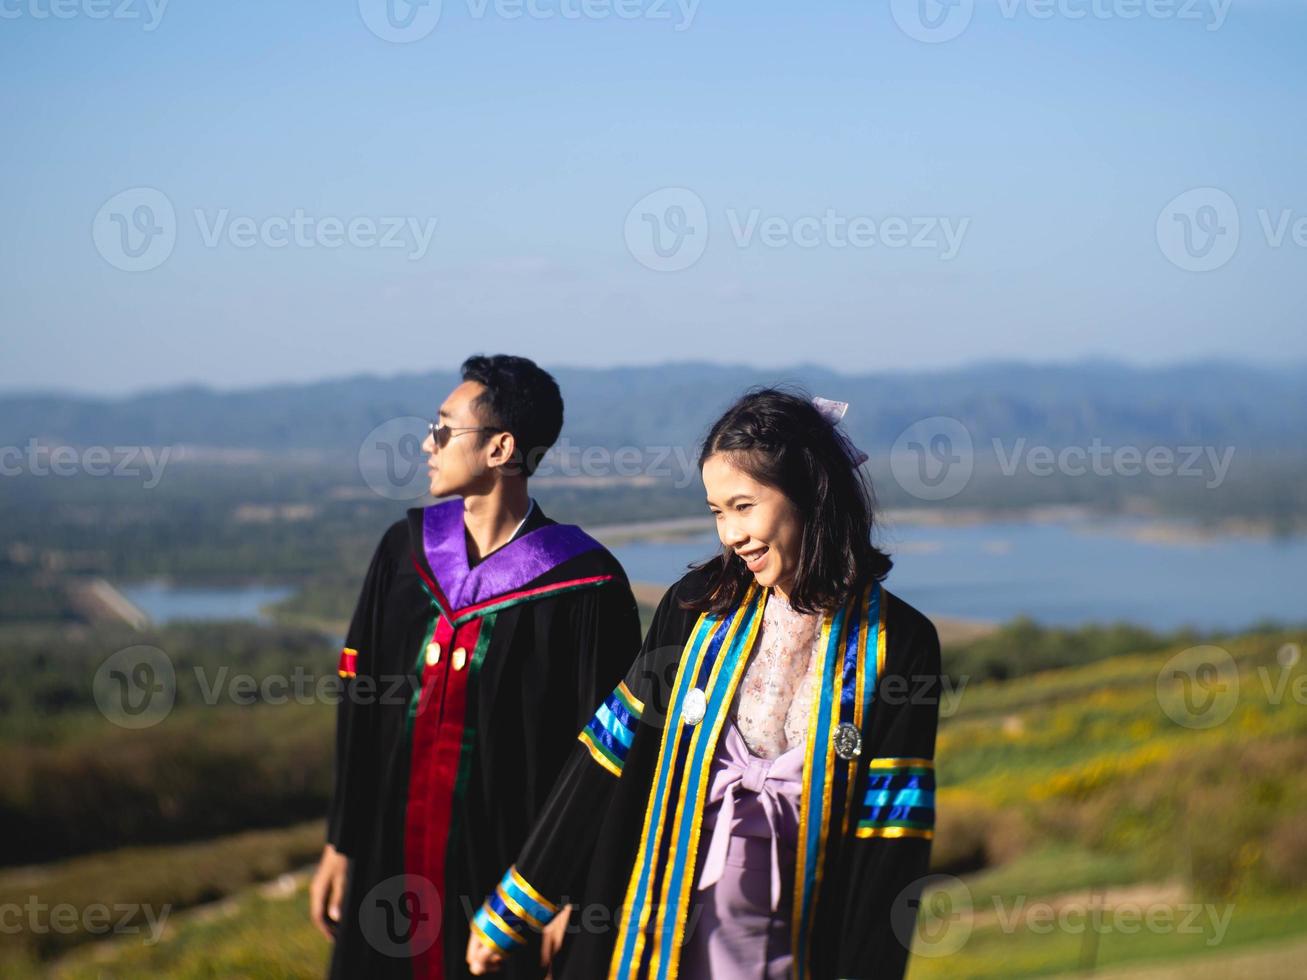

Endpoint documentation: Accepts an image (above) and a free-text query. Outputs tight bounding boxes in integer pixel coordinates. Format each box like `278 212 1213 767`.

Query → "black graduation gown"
471 564 942 980
327 498 642 980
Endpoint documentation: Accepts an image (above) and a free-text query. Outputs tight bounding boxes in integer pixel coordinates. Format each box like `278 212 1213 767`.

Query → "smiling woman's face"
702 451 803 598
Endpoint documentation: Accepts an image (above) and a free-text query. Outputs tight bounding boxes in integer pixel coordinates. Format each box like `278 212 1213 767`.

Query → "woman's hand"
467 931 505 975
541 905 572 972
309 843 349 941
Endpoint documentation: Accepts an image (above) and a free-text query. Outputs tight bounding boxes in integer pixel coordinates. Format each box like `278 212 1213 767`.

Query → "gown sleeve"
470 581 679 956
567 572 644 731
325 525 397 856
830 606 942 980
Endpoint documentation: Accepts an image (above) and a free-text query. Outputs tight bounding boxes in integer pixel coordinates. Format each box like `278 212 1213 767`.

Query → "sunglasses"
426 420 500 449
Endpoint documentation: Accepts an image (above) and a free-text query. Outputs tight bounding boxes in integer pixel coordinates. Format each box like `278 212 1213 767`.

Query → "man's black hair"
460 354 564 478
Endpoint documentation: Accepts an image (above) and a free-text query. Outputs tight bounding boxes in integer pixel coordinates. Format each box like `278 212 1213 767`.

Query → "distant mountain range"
3 359 1305 455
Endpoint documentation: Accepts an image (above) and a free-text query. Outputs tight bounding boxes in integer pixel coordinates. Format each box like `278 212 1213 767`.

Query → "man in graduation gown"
309 354 642 980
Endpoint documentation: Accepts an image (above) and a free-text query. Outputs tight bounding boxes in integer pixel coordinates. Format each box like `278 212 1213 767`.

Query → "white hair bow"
812 396 870 467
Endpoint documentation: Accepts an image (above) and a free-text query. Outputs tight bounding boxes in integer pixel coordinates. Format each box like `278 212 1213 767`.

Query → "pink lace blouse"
728 590 824 759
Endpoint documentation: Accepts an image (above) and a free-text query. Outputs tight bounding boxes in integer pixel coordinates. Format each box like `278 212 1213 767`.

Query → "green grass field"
13 625 1307 977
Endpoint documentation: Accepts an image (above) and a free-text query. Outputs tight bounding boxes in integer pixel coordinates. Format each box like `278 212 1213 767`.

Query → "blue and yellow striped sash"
607 580 888 980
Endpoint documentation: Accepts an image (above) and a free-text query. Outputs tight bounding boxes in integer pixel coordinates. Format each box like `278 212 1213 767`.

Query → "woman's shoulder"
664 563 716 607
639 564 718 645
881 585 936 632
880 585 942 663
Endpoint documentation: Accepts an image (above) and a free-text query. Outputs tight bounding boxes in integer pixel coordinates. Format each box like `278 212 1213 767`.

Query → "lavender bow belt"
696 723 805 912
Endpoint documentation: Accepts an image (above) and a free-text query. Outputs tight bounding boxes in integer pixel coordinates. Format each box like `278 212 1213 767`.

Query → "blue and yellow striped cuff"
471 865 561 955
578 680 643 777
855 757 935 840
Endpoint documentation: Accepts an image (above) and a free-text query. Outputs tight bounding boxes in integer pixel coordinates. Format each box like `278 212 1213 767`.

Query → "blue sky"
2 0 1304 395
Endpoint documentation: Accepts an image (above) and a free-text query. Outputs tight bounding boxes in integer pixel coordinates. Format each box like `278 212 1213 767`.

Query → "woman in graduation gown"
466 388 943 980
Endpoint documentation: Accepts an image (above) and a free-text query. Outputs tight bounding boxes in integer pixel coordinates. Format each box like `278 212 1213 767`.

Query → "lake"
117 582 294 626
113 518 1304 632
610 517 1307 632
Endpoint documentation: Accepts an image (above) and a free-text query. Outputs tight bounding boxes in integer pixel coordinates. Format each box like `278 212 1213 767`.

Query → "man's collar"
414 497 603 612
508 497 538 543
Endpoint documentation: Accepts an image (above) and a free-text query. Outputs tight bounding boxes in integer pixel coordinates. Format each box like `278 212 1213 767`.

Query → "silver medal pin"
834 721 862 760
682 688 707 726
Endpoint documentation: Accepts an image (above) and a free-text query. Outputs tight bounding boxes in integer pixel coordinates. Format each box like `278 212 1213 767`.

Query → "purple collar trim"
422 499 603 610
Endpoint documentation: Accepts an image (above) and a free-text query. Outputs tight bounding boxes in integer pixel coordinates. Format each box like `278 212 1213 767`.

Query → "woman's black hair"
682 386 893 616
